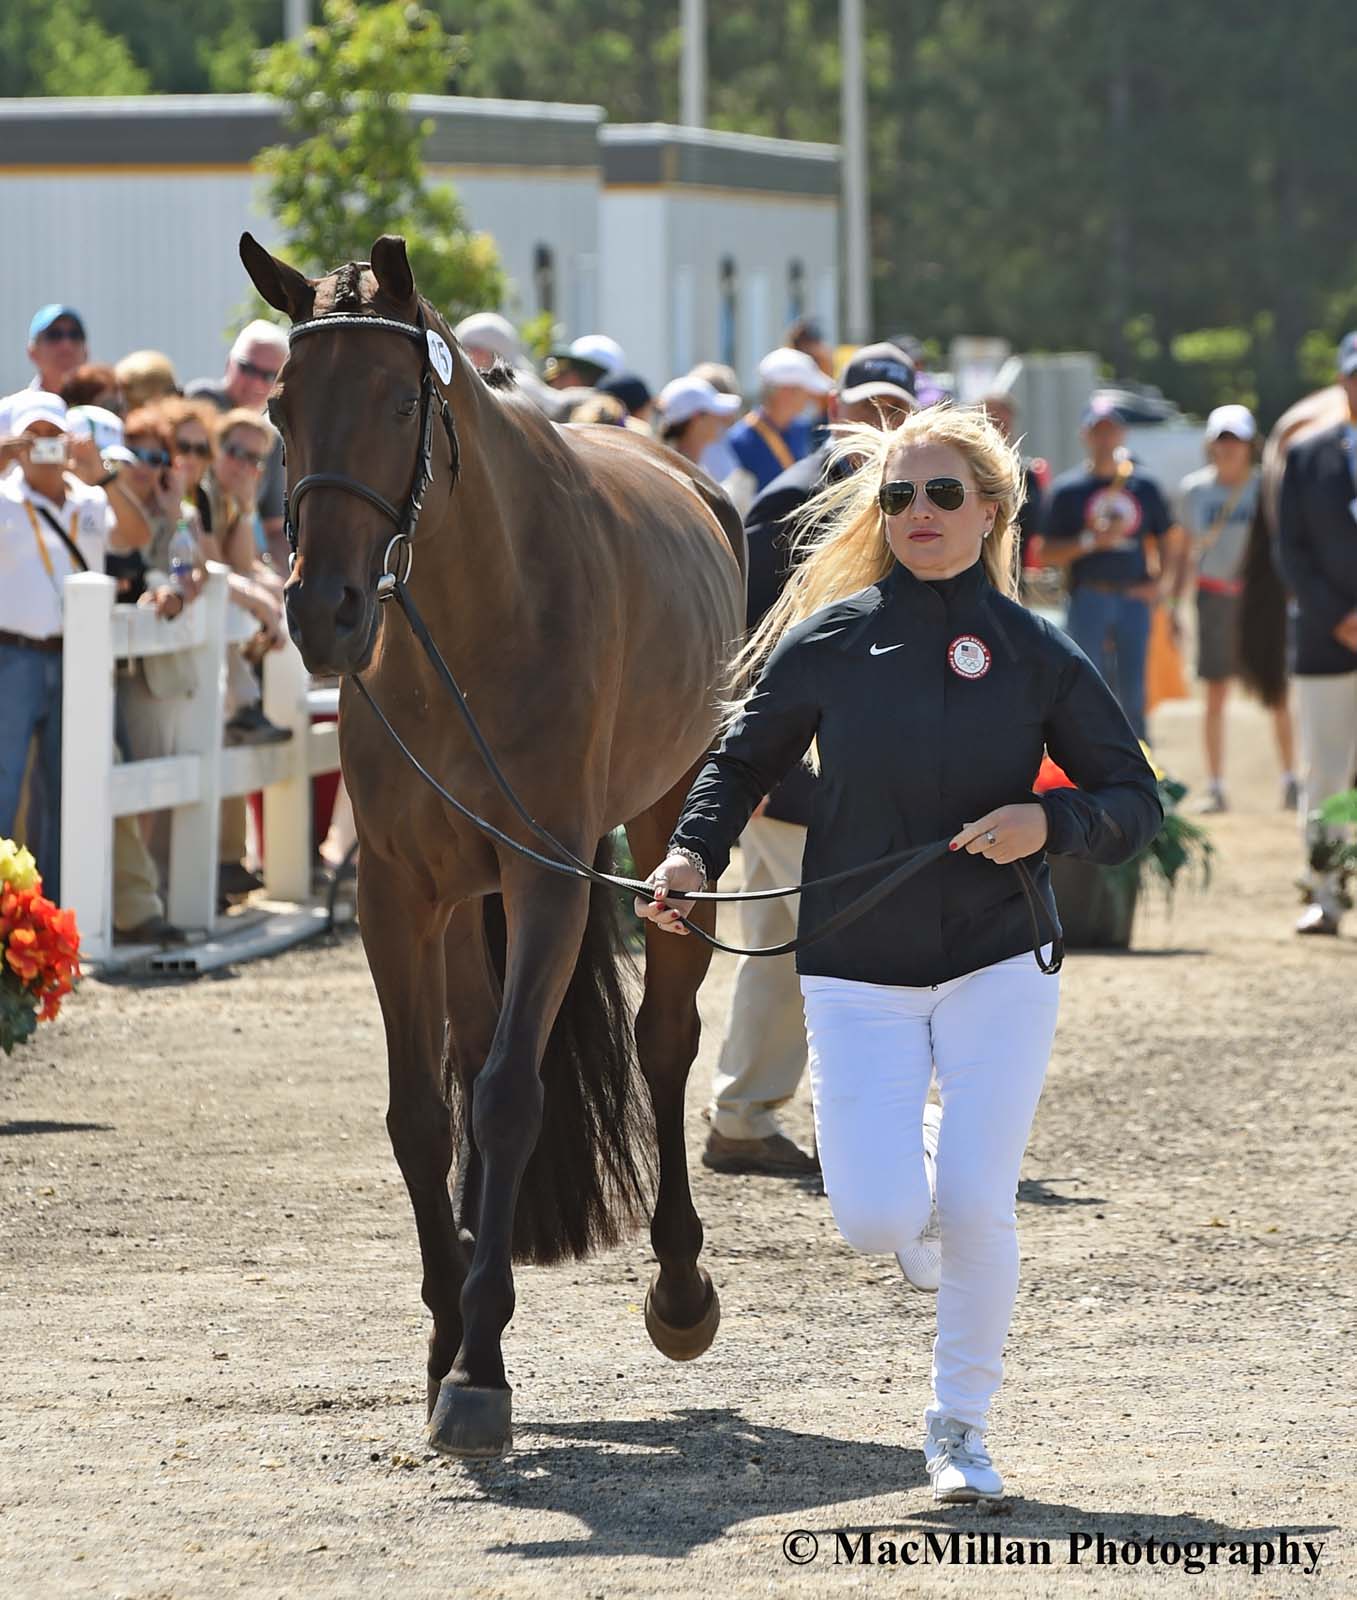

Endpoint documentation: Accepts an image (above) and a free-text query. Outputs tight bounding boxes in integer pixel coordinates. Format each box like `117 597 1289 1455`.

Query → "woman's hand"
950 803 1049 865
634 852 706 936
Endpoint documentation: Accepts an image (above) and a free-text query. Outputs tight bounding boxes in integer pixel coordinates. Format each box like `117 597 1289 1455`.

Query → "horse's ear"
370 235 415 306
239 233 314 322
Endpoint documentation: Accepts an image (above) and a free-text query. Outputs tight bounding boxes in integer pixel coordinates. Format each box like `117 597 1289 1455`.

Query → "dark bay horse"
239 232 746 1458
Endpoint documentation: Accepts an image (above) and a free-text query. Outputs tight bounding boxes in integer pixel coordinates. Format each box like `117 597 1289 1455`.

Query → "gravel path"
1 695 1353 1598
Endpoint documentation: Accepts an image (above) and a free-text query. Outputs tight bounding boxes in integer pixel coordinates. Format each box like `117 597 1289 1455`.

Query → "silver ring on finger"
985 830 997 845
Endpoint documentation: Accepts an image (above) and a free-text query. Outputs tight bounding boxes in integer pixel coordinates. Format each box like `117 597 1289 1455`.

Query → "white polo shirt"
0 465 113 641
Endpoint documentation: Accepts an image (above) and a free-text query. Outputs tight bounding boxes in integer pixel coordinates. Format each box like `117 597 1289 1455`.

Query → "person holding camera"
638 406 1160 1502
1039 398 1178 740
0 394 115 900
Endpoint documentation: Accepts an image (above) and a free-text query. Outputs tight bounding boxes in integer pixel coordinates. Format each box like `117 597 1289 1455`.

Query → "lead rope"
352 575 1063 972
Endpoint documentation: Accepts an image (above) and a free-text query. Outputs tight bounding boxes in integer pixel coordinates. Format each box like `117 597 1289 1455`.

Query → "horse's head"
239 232 458 676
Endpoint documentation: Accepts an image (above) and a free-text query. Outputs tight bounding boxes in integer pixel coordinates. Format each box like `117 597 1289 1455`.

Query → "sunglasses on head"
223 441 267 468
39 325 84 344
878 477 971 517
129 444 172 468
234 356 280 384
175 437 212 459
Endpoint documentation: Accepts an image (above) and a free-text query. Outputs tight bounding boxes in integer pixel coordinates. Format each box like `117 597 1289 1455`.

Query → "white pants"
801 951 1060 1433
1297 673 1357 914
709 816 808 1139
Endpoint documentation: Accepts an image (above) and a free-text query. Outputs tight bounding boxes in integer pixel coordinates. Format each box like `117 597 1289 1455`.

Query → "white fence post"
61 573 118 962
262 638 314 903
165 564 228 931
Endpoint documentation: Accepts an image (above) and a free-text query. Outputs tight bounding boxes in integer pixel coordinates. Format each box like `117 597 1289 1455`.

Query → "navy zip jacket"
1276 422 1357 677
670 560 1163 987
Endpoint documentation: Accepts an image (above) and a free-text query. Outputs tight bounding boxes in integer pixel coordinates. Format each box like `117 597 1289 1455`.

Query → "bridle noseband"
281 305 460 589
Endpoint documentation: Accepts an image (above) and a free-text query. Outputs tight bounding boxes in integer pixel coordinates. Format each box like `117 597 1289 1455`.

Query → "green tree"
0 0 149 97
251 0 504 320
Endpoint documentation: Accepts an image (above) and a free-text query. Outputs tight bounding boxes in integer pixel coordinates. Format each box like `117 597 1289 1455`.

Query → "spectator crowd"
3 294 1355 989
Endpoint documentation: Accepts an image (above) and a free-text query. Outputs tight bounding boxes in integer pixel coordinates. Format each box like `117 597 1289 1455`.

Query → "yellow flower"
0 838 39 894
1138 741 1166 782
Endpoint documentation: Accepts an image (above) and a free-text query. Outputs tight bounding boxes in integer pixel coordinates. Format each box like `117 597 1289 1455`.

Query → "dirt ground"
1 689 1354 1600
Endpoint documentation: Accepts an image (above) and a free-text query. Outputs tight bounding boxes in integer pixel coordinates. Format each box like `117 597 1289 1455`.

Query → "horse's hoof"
645 1269 720 1361
427 1381 513 1459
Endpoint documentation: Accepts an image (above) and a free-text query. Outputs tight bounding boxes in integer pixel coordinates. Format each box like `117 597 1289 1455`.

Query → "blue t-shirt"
725 413 812 496
1043 465 1172 587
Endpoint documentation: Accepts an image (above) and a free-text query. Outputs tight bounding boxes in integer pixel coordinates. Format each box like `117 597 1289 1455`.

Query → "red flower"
1034 755 1077 794
0 881 82 1024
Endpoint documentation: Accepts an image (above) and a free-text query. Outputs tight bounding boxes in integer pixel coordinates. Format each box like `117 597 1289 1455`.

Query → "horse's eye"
397 397 419 418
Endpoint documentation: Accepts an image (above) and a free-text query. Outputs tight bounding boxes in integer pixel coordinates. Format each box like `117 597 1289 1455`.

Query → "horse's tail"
1237 498 1290 709
474 837 656 1266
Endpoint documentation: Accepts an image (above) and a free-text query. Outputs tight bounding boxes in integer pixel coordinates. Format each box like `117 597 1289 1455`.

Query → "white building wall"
0 166 600 395
653 190 838 391
597 192 670 386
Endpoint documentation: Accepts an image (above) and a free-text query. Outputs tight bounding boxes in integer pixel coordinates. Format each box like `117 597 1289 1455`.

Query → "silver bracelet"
662 845 710 889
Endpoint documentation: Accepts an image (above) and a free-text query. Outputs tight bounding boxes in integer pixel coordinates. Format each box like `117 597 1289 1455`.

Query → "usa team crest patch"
948 634 991 680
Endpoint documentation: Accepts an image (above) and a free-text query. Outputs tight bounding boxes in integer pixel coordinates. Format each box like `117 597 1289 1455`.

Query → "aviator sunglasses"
174 436 212 459
878 477 972 516
128 444 172 468
234 356 281 384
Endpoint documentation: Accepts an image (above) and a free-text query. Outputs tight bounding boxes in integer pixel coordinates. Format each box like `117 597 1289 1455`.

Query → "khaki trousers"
1297 671 1357 917
708 814 809 1139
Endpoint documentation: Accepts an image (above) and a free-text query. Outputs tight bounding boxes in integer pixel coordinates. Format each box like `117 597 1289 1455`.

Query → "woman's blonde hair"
731 404 1022 691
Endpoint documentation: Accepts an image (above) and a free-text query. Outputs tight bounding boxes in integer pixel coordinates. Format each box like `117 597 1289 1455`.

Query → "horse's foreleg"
359 870 468 1419
628 806 721 1361
429 863 590 1459
443 898 502 1250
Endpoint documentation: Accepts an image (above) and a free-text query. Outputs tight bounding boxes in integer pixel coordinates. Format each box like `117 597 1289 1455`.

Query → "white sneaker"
897 1101 941 1292
924 1416 1003 1502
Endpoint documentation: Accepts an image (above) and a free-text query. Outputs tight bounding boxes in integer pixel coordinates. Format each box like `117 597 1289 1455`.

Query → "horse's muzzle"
284 572 375 675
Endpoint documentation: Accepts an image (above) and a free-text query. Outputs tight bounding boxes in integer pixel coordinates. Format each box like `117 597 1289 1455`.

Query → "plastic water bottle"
168 517 197 597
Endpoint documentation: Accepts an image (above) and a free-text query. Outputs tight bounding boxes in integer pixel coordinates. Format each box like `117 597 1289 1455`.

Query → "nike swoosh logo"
869 643 906 656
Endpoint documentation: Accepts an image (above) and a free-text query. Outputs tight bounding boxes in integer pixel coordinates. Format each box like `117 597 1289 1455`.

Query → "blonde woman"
638 407 1161 1502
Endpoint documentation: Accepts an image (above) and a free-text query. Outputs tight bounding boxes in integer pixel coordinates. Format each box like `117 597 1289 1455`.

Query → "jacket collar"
880 557 989 608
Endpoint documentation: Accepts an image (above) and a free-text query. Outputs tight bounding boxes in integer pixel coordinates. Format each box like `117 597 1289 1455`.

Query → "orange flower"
0 883 82 1025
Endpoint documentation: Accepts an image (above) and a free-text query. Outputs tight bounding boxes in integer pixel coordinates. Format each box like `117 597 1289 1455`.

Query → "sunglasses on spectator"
175 437 212 459
234 357 281 384
38 325 85 344
878 477 972 516
222 441 268 469
129 444 172 468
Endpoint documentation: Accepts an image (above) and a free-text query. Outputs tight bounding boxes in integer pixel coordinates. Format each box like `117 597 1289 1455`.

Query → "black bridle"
286 310 1063 974
282 304 459 586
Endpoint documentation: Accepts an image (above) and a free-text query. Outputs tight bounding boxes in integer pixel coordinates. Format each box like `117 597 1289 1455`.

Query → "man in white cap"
453 312 522 373
543 334 627 391
1174 404 1297 814
721 346 834 517
0 393 115 902
1278 330 1357 935
654 374 742 464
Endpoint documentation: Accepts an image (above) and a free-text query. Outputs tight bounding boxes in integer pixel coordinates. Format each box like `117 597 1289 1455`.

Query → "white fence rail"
59 563 340 963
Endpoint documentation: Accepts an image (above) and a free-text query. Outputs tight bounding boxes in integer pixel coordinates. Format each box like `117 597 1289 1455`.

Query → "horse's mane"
331 261 365 312
482 359 518 391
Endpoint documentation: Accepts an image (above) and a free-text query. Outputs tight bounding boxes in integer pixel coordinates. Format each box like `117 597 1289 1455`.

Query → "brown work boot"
701 1128 820 1177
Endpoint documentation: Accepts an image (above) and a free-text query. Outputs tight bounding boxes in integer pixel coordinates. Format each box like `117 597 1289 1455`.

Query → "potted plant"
1035 755 1214 949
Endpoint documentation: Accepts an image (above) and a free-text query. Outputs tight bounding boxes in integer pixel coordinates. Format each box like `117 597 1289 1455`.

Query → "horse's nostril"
335 584 365 634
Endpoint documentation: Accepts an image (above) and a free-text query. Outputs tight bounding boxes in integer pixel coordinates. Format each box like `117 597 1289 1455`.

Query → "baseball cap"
837 342 918 408
1338 330 1357 378
1080 394 1128 429
757 346 834 395
1204 403 1257 443
453 312 520 364
596 372 653 415
656 375 743 429
11 392 69 435
28 304 85 343
547 334 627 382
68 403 135 464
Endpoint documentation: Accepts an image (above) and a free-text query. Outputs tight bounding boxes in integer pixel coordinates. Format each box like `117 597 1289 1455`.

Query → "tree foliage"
251 0 504 322
8 0 1357 420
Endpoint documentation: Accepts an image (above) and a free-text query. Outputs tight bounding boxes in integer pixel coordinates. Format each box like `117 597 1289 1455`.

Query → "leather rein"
283 307 1063 973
